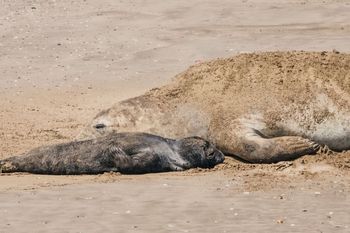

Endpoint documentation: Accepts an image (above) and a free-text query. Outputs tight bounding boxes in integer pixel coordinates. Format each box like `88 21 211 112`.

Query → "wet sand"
1 0 350 232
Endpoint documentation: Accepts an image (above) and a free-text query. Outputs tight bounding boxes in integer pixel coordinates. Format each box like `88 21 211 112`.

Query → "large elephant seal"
0 132 224 175
80 51 350 163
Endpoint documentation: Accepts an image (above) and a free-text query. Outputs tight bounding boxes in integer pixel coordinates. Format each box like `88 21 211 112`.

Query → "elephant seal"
80 51 350 163
0 132 224 175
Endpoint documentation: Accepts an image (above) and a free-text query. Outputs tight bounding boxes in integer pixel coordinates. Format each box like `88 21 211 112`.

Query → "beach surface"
0 0 350 232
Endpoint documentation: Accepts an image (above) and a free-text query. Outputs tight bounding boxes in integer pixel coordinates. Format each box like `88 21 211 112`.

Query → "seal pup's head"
176 137 225 168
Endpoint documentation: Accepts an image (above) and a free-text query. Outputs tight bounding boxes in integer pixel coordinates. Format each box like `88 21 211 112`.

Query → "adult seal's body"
0 132 224 175
80 51 350 163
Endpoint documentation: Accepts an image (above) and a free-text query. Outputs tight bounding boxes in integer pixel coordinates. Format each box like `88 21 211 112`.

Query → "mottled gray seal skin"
0 132 224 175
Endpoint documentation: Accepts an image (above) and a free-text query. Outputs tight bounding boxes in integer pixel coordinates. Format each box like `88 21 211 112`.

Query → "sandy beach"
1 0 350 232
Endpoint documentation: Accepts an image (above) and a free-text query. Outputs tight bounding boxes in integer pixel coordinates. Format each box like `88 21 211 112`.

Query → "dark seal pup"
0 132 224 175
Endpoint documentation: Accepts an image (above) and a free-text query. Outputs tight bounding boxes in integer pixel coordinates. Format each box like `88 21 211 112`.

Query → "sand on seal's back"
145 51 350 145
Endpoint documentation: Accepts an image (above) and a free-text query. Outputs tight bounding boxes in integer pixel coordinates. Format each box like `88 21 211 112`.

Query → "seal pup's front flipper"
119 151 170 174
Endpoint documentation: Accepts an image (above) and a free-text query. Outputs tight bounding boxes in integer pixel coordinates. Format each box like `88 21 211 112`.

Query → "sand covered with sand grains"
0 0 350 232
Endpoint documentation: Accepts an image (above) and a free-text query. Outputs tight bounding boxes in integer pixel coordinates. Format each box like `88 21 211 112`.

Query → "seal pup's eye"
94 123 106 129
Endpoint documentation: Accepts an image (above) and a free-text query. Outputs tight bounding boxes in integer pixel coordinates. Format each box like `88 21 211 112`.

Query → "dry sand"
1 0 350 232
